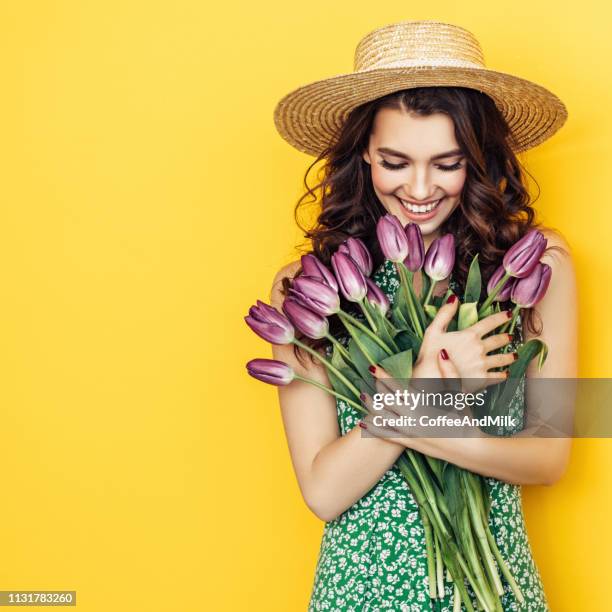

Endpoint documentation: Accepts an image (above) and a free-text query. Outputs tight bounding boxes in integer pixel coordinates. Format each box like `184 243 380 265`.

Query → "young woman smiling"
269 20 575 611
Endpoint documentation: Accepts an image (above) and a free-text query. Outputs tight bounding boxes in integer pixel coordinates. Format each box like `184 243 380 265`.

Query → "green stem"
396 263 423 338
293 374 366 414
396 455 475 612
453 582 462 612
479 503 525 605
359 300 377 332
478 271 512 316
435 533 445 598
464 474 504 597
423 279 436 308
292 338 361 399
338 310 393 356
422 508 437 598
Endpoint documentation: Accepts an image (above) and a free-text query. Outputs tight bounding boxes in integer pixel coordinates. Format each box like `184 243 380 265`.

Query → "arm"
365 230 577 486
270 261 405 521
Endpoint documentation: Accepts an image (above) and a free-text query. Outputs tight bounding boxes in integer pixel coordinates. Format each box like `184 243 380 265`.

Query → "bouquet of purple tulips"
245 214 551 612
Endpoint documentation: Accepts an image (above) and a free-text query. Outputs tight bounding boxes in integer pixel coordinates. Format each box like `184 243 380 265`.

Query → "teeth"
399 198 442 213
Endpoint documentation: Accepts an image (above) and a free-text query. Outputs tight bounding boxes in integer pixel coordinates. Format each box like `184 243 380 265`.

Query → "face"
362 107 467 245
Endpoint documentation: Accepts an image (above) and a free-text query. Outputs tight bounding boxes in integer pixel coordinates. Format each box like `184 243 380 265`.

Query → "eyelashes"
378 159 464 172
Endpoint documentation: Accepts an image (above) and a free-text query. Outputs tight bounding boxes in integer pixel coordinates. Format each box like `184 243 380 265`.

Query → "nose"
405 166 435 201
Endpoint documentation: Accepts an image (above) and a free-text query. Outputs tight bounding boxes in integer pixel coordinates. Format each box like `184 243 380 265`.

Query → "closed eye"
379 159 464 172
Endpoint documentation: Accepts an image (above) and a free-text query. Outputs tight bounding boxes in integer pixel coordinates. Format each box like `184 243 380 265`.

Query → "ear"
362 150 371 165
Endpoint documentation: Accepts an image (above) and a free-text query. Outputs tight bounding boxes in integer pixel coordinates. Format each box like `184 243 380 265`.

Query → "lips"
395 195 444 221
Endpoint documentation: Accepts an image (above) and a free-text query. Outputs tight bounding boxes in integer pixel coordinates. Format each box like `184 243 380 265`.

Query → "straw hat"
273 20 568 157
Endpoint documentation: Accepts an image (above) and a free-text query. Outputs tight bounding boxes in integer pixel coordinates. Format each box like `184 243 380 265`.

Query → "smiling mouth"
397 197 444 214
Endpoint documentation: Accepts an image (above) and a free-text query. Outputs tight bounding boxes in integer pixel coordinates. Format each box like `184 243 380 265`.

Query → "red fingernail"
368 365 376 374
507 334 514 342
446 294 457 304
359 392 366 401
506 310 513 318
513 352 518 361
440 349 449 360
358 421 368 429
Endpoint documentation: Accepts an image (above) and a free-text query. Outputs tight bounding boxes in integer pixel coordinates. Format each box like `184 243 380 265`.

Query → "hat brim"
273 66 568 157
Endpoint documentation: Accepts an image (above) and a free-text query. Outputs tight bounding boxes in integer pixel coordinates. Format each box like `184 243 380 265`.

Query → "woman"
269 20 576 611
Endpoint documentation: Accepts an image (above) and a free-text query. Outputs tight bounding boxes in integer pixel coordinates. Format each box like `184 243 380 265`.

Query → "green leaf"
368 303 400 352
379 349 413 379
346 321 390 384
457 302 478 330
441 464 466 540
508 338 548 378
393 329 422 356
328 344 370 400
391 303 410 330
420 271 431 304
464 254 482 304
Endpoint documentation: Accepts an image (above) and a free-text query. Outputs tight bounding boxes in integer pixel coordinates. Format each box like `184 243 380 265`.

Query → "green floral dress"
308 259 549 612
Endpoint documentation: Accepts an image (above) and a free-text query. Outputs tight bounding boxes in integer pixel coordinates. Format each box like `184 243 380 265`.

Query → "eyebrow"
376 147 464 161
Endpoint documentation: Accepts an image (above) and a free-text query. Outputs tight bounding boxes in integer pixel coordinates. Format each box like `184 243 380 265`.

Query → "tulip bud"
487 264 516 302
511 262 552 308
365 277 390 316
282 298 329 339
503 230 548 278
246 358 295 386
331 251 368 302
404 223 425 272
338 237 373 276
424 234 455 281
244 300 295 344
376 214 409 262
289 276 340 316
300 254 339 291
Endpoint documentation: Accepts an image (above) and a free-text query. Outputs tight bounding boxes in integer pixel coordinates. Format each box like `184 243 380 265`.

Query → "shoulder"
538 226 575 275
269 259 301 309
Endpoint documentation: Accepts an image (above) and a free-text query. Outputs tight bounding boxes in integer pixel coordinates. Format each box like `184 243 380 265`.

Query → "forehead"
369 108 458 153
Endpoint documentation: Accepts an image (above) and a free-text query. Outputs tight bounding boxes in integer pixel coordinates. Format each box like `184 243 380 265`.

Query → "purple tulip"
245 300 295 344
338 237 373 276
376 214 409 262
331 251 368 302
487 264 517 302
404 223 425 272
511 262 552 308
503 230 548 278
300 254 339 291
365 277 390 316
246 358 294 386
424 234 456 281
289 275 340 316
282 297 329 339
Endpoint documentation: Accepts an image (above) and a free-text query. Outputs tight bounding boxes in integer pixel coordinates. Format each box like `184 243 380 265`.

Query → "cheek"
443 171 467 195
370 166 401 193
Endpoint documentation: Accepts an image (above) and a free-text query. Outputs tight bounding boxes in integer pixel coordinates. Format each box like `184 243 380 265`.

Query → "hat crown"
354 20 486 72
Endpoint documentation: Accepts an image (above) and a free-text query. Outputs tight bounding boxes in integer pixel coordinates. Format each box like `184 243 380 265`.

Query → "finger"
438 348 461 378
370 364 410 395
360 412 408 442
470 309 514 338
427 294 460 334
482 332 514 353
484 369 509 388
486 350 518 369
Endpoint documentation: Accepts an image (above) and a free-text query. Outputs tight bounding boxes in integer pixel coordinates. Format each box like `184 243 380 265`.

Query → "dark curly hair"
280 86 566 365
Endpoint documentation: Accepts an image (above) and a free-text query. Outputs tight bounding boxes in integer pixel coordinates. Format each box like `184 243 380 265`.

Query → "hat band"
358 57 486 72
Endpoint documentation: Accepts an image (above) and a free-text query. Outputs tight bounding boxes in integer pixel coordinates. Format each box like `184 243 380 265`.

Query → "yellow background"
0 1 609 610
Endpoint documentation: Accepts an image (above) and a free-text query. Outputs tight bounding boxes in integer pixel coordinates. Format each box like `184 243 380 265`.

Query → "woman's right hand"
412 295 517 393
